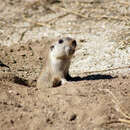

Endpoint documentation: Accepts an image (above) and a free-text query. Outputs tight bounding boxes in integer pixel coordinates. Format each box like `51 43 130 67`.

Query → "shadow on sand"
67 74 117 82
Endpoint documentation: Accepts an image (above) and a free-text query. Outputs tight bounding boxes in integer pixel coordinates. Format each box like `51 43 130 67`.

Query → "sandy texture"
0 0 130 130
0 38 130 130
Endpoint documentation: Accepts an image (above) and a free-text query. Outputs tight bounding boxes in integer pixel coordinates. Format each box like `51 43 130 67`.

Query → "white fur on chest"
50 52 66 73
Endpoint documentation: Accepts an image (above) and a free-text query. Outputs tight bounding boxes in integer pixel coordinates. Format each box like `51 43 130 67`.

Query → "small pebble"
10 120 14 124
69 113 77 121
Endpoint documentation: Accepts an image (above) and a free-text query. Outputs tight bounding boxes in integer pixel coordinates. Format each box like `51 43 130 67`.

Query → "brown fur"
37 37 77 89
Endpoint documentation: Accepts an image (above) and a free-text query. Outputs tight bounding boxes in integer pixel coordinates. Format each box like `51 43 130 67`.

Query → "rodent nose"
69 48 75 55
72 40 77 47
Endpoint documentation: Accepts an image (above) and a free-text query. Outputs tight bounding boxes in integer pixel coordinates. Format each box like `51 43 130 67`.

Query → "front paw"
53 78 61 87
61 79 68 85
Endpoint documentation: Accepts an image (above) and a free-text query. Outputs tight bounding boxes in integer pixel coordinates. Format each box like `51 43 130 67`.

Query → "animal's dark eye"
58 39 64 44
72 40 77 47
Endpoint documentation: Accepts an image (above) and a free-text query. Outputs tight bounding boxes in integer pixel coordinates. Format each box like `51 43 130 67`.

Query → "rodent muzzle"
69 40 77 55
72 40 77 47
69 48 75 55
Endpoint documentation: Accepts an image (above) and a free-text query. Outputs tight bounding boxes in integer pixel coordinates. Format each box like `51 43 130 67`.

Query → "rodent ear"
58 39 64 44
50 45 54 51
72 40 77 47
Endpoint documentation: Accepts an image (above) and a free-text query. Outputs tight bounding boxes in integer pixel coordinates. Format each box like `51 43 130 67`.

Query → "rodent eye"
72 40 77 47
58 39 64 44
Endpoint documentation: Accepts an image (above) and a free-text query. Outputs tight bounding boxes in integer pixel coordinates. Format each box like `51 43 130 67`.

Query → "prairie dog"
37 37 77 89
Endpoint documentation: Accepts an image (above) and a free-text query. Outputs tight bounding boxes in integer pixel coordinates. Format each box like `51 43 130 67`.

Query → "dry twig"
23 15 51 28
22 15 61 36
54 6 130 21
118 118 130 124
56 6 89 19
44 13 69 23
99 89 130 120
116 0 130 6
83 65 130 75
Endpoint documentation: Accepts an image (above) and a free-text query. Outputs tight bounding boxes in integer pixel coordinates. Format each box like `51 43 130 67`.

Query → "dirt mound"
0 40 130 130
0 37 53 86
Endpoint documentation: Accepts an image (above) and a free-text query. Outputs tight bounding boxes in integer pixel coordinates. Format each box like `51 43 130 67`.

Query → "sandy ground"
0 0 130 130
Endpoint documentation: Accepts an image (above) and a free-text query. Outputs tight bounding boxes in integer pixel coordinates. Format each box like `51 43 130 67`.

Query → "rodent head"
50 37 77 59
